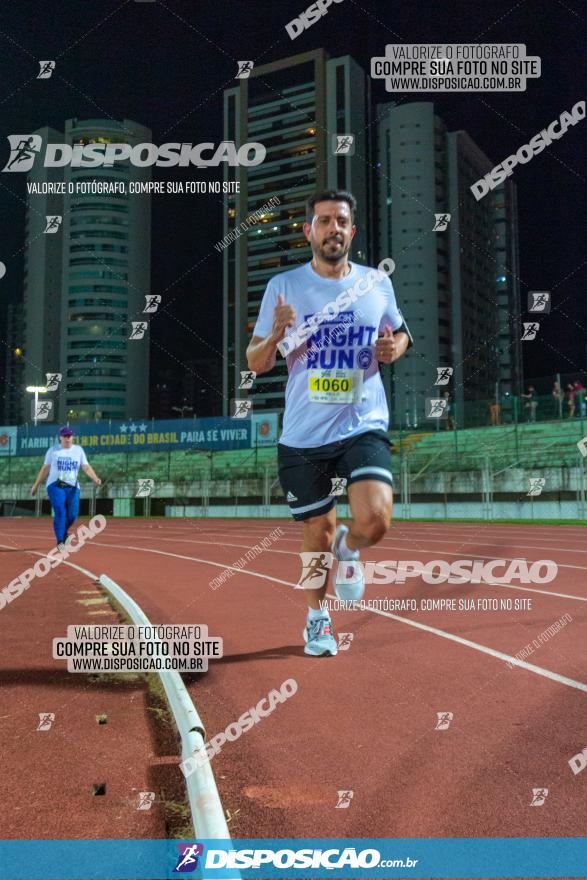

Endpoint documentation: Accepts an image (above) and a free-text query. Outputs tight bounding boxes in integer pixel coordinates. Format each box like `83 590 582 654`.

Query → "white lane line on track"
128 526 587 557
84 533 587 604
0 542 100 582
90 541 299 590
6 534 587 602
83 541 587 694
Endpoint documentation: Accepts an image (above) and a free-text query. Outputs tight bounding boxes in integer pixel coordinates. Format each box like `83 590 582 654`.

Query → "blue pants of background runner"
47 483 80 544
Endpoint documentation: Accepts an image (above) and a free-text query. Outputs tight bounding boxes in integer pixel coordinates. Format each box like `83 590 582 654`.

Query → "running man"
31 426 102 549
247 189 412 657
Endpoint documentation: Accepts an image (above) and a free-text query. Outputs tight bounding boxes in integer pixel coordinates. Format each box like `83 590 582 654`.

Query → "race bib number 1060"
308 369 363 404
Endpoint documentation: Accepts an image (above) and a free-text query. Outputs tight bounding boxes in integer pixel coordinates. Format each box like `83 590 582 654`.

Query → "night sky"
0 0 585 412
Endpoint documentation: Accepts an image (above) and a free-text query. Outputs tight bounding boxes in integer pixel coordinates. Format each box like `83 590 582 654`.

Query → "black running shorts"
277 429 393 521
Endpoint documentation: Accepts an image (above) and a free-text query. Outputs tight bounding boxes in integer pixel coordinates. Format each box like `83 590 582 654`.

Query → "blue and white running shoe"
303 616 338 657
332 524 365 602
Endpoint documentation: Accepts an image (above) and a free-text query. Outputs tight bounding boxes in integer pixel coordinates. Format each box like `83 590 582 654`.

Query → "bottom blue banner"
0 837 586 879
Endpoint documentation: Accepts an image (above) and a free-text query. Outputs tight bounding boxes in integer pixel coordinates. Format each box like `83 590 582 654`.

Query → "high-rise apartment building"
22 118 151 423
222 50 370 415
376 102 521 427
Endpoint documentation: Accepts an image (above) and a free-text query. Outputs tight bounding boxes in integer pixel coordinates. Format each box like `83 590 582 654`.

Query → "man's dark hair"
306 189 357 223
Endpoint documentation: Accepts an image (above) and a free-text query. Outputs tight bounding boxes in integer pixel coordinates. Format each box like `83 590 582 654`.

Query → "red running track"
1 517 586 843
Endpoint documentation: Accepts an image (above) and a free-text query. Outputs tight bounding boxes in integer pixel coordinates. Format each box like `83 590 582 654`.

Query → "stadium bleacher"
0 421 584 488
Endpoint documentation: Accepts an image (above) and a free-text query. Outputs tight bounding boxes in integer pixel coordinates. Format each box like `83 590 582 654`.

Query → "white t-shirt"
44 443 88 487
253 261 404 448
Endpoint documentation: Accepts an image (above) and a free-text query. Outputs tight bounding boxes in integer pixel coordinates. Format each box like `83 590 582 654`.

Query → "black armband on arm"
394 317 414 348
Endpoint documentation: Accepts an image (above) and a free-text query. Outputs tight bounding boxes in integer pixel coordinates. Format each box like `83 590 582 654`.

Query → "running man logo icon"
527 477 546 497
337 632 354 651
336 790 354 809
34 400 53 421
2 134 42 172
45 372 62 391
239 370 256 389
137 791 156 811
577 437 587 457
232 399 252 418
37 60 56 79
174 843 204 873
236 61 254 78
298 551 334 590
528 291 551 313
435 711 453 730
136 478 154 498
44 215 62 234
333 134 355 155
435 366 453 385
428 398 447 418
143 295 161 313
522 322 540 341
129 321 148 340
329 477 347 496
530 788 549 806
37 712 55 731
433 213 451 231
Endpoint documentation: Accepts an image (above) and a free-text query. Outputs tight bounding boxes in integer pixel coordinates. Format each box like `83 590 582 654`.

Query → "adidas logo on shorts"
286 491 298 502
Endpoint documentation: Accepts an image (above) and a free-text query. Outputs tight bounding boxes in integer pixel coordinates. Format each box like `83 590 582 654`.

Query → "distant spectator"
521 386 538 423
489 399 501 426
566 384 576 418
443 390 454 430
574 381 586 418
552 381 564 419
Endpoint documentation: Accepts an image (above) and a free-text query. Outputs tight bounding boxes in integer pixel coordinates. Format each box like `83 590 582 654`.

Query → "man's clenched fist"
271 293 296 343
375 325 400 364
